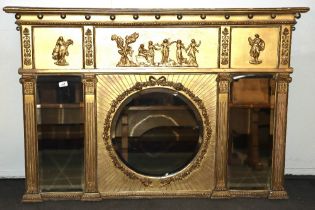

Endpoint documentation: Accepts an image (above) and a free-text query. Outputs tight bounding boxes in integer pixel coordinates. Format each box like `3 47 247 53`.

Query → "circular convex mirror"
111 88 203 177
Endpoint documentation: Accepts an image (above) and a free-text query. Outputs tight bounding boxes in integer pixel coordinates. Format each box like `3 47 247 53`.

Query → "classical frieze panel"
95 28 219 69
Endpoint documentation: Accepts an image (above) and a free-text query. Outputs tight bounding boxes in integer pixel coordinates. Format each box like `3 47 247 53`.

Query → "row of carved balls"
15 12 302 21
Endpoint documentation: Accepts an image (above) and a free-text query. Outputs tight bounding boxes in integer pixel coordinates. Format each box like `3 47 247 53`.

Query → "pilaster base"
81 192 102 201
211 190 231 199
22 193 42 203
268 190 288 199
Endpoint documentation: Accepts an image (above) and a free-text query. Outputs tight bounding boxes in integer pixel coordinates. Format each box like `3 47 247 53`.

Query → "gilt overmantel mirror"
3 6 309 202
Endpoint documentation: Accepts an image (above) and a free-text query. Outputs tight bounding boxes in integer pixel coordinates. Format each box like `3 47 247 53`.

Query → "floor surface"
0 176 314 210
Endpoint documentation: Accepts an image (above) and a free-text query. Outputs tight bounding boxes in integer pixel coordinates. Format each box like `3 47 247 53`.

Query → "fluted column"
20 75 42 202
269 73 291 199
212 73 232 199
81 75 101 201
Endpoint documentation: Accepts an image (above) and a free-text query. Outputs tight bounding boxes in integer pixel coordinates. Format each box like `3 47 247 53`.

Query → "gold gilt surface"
97 74 217 197
3 7 309 201
95 28 219 68
231 27 280 68
33 27 83 69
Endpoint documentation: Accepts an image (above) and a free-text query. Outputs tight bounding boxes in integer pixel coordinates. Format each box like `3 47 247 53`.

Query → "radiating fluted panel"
97 74 217 197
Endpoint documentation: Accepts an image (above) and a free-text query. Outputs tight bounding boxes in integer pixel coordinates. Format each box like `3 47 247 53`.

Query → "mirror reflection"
111 89 202 177
37 76 84 192
228 75 275 189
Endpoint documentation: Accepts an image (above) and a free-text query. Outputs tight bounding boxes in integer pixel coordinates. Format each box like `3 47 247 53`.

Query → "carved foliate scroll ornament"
281 28 290 65
112 33 201 67
248 34 265 64
52 36 73 66
85 29 94 66
220 28 230 66
111 32 139 67
22 28 32 66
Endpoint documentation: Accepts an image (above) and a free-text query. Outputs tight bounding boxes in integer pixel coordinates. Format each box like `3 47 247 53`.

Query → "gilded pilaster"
81 75 101 201
269 73 291 199
20 75 42 202
212 73 231 199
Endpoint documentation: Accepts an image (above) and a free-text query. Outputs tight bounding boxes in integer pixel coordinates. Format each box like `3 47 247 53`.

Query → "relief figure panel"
230 27 280 68
33 27 83 69
95 28 219 69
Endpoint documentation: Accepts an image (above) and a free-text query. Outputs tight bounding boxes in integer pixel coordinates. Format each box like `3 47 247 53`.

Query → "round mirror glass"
111 89 202 177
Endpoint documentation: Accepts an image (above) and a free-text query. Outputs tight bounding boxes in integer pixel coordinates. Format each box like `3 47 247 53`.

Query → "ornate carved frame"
3 6 309 202
102 76 212 187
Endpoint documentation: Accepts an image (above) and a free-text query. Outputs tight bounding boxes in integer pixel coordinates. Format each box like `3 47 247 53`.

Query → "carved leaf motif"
85 28 92 36
125 32 139 45
222 28 229 36
283 28 289 36
111 35 124 50
23 28 30 35
65 39 74 47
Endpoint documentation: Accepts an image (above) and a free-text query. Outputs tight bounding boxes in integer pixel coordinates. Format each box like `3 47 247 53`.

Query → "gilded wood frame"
3 6 309 202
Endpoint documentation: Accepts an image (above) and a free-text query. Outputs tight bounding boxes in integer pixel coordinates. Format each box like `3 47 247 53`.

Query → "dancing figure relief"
147 41 159 65
248 34 265 64
156 39 176 65
185 39 201 67
52 36 73 66
111 32 201 67
175 40 187 65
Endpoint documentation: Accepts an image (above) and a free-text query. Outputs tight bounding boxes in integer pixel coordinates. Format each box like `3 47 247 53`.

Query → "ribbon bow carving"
148 76 167 85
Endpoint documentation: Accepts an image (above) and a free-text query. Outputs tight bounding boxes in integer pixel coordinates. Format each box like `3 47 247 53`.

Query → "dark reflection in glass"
228 75 275 190
111 89 202 177
37 76 84 192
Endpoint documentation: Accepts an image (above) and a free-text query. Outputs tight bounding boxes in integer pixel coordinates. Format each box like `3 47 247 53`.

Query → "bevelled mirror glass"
228 74 275 190
111 88 203 177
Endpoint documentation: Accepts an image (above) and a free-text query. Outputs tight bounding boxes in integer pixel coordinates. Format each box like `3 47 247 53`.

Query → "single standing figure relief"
156 39 176 65
147 41 159 65
111 32 139 67
52 36 73 66
175 40 187 65
111 32 202 67
248 34 265 64
185 39 201 67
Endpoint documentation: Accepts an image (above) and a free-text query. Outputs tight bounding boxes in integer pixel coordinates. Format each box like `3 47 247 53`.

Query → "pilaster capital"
217 73 232 94
274 73 292 83
19 75 36 95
